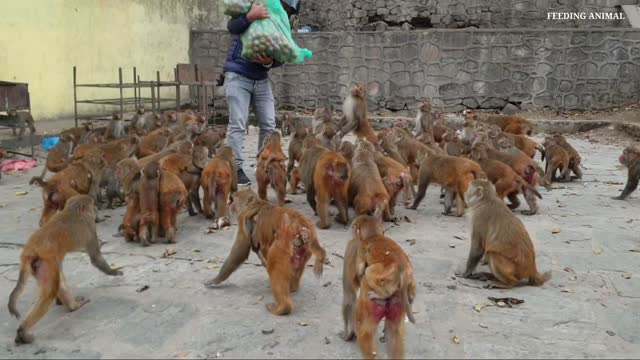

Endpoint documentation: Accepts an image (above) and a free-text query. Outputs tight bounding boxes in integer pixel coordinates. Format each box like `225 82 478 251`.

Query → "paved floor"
0 129 639 359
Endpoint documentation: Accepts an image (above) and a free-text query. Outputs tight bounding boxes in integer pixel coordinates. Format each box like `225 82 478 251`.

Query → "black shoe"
237 169 252 186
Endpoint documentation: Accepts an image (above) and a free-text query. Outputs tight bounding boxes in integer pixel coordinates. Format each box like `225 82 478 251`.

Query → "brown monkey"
441 130 471 157
204 189 327 315
312 106 333 135
541 137 570 183
339 84 377 143
613 146 640 200
409 151 485 216
373 152 414 213
299 141 330 212
470 146 542 215
432 113 454 143
38 136 74 180
139 161 161 246
504 133 544 159
104 113 125 141
7 195 122 345
316 121 341 151
287 122 309 175
201 149 233 229
160 146 209 216
342 215 416 359
338 140 355 164
549 134 582 181
193 127 225 155
60 123 92 148
115 159 142 242
313 151 351 229
130 107 161 134
158 169 188 243
475 141 538 188
349 140 390 220
289 166 302 194
257 131 287 205
216 145 238 192
477 112 533 136
494 136 550 189
413 99 435 141
459 179 551 288
30 149 105 226
136 127 171 158
8 110 36 140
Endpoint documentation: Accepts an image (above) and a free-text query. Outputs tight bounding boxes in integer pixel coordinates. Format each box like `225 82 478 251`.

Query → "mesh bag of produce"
223 0 253 17
240 0 312 64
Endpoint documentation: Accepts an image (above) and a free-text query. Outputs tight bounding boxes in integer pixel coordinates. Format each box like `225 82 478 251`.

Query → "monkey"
413 99 435 141
104 112 125 141
299 140 330 212
440 130 471 157
8 110 36 140
373 152 414 214
139 161 161 246
169 115 207 144
338 140 355 164
409 150 485 217
289 166 302 194
341 215 416 359
469 145 542 215
7 195 123 345
287 122 309 175
159 146 209 216
130 107 162 134
217 145 238 192
541 136 570 183
312 106 333 135
204 189 327 316
38 136 74 180
281 111 295 136
377 131 409 166
459 179 551 288
115 159 143 242
339 84 377 143
136 127 171 158
493 136 551 189
60 123 92 148
504 133 544 159
30 149 106 226
201 149 234 229
432 113 455 143
316 121 341 151
256 131 288 205
158 168 188 243
312 151 351 229
612 146 640 200
549 134 582 181
349 140 391 220
193 127 225 155
475 111 533 136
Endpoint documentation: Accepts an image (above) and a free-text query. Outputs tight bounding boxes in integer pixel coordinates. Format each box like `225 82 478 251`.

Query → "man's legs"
253 78 277 151
225 73 254 178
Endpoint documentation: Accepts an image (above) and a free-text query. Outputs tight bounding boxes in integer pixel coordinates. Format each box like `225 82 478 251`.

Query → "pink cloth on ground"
0 158 38 172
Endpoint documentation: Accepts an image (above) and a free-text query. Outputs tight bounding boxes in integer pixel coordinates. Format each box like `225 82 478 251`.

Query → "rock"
502 103 520 114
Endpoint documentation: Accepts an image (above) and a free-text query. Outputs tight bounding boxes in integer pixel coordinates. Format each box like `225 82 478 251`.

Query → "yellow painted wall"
0 0 224 121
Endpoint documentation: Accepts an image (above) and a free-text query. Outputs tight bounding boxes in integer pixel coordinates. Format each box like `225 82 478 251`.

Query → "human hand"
253 55 274 65
247 2 269 21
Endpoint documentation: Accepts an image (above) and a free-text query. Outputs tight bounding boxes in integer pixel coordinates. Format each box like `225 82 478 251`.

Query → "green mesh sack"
240 0 312 64
223 0 252 17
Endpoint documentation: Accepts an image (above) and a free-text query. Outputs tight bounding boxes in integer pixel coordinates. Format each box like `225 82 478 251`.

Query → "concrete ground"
0 126 639 359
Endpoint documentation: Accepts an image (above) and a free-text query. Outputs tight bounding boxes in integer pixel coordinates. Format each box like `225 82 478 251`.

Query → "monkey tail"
371 194 387 221
29 176 46 186
8 259 31 319
536 143 546 161
398 263 416 325
529 270 552 286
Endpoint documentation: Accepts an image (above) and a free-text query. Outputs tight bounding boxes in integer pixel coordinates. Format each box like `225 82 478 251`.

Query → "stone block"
502 103 520 114
421 43 441 64
533 95 555 107
383 47 402 60
462 98 479 108
564 94 579 108
612 48 629 61
480 97 507 109
559 80 573 92
477 63 505 81
439 83 469 98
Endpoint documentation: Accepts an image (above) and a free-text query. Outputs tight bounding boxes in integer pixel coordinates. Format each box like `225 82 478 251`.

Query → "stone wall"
298 0 636 31
191 29 640 112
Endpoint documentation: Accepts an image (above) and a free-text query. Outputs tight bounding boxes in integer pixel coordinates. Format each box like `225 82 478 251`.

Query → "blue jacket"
223 15 283 81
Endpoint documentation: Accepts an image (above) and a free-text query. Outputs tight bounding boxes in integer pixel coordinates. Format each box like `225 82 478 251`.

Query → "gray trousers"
224 71 276 170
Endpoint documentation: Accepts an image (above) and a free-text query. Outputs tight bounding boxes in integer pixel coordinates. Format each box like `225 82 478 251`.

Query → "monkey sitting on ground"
409 149 485 216
338 140 355 164
312 106 333 135
349 140 390 220
316 120 341 151
341 215 416 359
257 131 288 206
541 136 570 183
160 146 209 216
8 195 123 345
458 179 551 288
413 99 435 141
136 127 171 158
204 189 327 315
339 84 377 143
104 113 125 141
193 126 225 156
38 136 74 180
612 146 640 200
158 166 188 243
373 151 414 213
287 123 309 175
470 146 542 215
139 161 161 246
549 133 582 181
8 110 37 140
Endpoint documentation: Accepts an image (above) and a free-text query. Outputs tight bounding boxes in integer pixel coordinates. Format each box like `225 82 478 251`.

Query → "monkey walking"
204 189 326 315
8 195 123 345
613 146 640 200
459 179 551 289
341 216 416 359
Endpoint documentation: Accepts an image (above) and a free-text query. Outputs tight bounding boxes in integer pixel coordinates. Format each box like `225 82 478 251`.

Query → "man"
224 0 301 186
